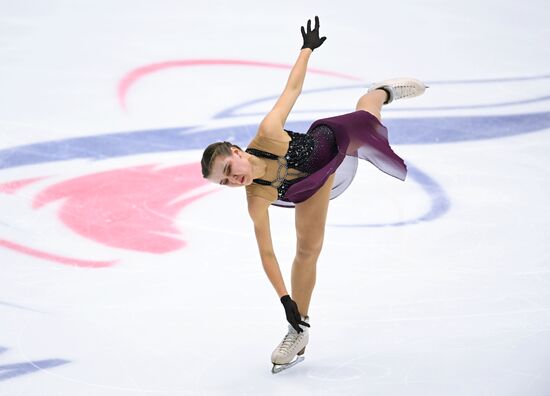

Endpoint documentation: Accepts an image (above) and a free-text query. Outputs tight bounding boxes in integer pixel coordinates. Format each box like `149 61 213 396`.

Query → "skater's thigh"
294 174 335 256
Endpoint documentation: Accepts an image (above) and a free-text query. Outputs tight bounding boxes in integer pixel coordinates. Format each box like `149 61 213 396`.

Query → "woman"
201 16 426 373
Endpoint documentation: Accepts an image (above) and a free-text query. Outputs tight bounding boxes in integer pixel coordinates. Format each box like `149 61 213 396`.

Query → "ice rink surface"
1 0 550 395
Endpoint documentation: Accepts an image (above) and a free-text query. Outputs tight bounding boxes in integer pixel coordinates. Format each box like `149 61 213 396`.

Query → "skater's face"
208 148 253 187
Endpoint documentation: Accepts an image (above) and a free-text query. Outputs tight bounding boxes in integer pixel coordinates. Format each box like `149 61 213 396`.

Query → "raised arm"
260 49 312 132
259 16 327 133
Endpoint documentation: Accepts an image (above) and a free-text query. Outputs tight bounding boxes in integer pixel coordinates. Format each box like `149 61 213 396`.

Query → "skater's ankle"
377 87 393 104
368 88 391 106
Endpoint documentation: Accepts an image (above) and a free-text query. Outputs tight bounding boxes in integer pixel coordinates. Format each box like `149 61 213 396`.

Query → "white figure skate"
367 78 427 104
271 316 309 374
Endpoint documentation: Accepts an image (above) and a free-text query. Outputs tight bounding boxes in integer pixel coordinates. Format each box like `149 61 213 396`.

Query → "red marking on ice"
118 59 364 110
0 177 47 194
0 239 116 268
32 162 212 254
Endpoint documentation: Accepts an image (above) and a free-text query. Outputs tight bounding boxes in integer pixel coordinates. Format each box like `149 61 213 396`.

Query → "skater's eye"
219 163 231 185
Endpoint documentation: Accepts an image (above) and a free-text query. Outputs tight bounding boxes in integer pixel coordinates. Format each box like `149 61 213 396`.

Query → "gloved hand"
301 16 327 51
280 295 310 333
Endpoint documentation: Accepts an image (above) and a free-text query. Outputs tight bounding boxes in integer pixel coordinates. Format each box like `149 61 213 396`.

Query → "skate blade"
271 356 305 374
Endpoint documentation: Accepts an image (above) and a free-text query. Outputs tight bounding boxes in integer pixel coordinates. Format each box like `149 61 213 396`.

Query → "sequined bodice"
245 130 315 200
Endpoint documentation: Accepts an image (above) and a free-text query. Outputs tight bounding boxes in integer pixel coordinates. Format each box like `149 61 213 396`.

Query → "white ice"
1 0 550 395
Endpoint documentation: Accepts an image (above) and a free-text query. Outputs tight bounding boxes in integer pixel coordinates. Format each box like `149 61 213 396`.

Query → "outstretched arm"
248 196 310 332
248 197 288 297
260 49 311 132
260 16 327 132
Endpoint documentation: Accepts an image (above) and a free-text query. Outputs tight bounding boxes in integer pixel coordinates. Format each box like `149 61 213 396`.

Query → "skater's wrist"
277 289 289 299
280 294 291 303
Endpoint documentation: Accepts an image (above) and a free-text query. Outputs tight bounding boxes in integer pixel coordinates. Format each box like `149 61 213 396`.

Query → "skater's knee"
295 242 323 262
355 92 384 121
358 108 381 121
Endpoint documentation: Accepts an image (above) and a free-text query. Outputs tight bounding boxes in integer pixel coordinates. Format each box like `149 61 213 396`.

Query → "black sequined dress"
245 110 407 208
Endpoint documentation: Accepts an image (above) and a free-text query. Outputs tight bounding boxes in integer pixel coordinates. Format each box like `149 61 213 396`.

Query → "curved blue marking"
229 93 550 116
0 126 203 169
382 112 550 144
329 163 450 228
213 84 361 119
0 359 71 381
1 112 549 170
425 74 550 84
216 83 550 119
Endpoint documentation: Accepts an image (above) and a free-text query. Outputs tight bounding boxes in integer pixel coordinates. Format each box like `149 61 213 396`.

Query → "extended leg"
356 78 428 121
355 89 387 121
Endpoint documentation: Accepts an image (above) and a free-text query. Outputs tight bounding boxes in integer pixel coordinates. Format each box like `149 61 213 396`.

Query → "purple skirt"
274 110 407 208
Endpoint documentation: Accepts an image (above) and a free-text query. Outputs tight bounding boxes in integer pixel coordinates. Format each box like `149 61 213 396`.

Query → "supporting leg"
290 247 319 316
291 174 335 316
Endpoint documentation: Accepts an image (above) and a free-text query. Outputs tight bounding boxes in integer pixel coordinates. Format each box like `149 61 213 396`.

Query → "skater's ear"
201 141 243 180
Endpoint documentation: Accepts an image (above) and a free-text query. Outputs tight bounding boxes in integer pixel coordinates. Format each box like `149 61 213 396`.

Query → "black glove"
301 16 327 51
280 295 310 333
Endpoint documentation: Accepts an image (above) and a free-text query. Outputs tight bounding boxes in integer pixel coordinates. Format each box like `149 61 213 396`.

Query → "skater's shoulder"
247 134 289 159
256 119 291 146
246 190 274 217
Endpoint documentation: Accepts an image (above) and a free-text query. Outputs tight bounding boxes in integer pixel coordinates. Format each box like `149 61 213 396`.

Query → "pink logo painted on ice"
0 177 47 194
0 239 116 268
33 162 212 254
2 58 361 266
118 59 363 110
0 176 117 268
1 162 214 267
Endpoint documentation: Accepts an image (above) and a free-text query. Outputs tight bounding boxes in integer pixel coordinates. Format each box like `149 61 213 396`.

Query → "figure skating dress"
245 110 407 208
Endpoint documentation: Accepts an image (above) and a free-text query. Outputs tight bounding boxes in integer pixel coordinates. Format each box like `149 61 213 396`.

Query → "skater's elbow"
259 249 276 261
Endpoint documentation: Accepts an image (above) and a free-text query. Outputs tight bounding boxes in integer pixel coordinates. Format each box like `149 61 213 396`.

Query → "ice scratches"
0 300 45 313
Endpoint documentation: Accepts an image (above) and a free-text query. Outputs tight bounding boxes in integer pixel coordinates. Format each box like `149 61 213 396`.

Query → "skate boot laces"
277 327 302 356
392 83 420 99
368 78 427 104
272 323 309 365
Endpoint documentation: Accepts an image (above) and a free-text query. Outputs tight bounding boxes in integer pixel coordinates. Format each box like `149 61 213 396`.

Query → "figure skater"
201 16 426 373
